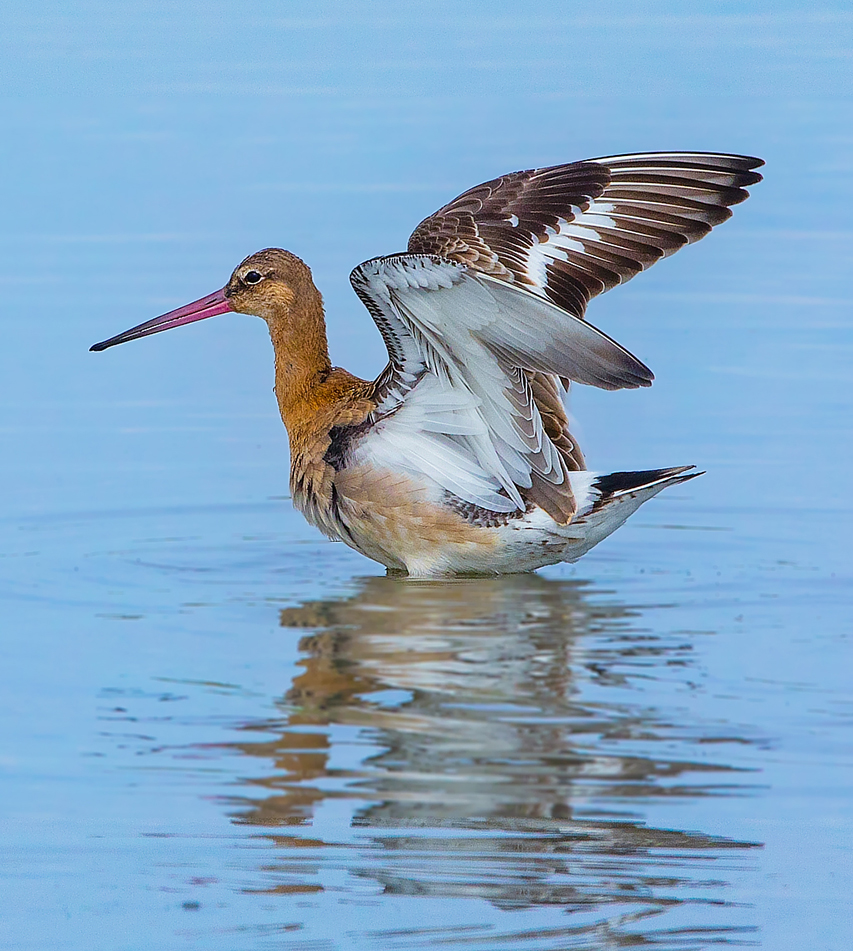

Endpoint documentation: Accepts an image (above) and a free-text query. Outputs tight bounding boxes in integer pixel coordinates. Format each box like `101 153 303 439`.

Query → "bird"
91 151 763 576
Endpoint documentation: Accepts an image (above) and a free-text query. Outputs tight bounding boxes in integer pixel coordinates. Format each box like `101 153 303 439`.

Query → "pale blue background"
1 4 851 950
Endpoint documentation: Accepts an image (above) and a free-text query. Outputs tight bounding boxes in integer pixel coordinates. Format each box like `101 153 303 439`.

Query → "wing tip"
595 338 656 391
598 369 654 391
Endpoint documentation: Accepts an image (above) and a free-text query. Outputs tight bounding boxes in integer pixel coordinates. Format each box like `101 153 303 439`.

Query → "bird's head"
90 248 313 352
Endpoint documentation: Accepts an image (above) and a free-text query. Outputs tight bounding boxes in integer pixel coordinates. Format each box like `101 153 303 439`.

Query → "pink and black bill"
90 288 233 352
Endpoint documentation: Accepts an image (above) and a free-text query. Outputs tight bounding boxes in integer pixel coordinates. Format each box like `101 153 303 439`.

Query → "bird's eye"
243 270 263 285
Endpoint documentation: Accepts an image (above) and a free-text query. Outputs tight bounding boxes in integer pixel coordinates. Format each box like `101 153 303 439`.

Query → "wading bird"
92 152 762 575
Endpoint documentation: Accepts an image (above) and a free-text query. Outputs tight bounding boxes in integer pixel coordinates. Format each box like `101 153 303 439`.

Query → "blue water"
1 3 851 949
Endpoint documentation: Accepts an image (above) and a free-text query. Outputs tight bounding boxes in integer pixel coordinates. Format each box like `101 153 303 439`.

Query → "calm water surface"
1 3 851 949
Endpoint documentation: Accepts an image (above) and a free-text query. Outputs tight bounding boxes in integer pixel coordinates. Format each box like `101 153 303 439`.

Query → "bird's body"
92 152 763 576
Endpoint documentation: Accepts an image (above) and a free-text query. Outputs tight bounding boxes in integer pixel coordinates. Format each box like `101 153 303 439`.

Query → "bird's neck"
268 282 334 434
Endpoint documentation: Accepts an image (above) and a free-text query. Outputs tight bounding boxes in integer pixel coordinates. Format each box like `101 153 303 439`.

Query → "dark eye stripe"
244 270 263 285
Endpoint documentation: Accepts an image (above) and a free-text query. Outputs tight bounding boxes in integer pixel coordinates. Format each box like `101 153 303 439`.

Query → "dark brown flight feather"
408 152 764 320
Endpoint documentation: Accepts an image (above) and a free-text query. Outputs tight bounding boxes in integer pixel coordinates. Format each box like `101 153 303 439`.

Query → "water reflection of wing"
232 575 760 940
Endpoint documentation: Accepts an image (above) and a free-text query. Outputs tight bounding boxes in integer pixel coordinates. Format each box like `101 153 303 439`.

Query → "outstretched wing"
350 254 650 522
349 153 762 521
408 151 763 319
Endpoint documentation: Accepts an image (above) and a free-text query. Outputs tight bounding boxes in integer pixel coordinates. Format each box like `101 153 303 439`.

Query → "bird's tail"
562 466 703 561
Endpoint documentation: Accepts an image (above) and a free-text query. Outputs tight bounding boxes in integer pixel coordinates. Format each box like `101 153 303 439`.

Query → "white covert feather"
349 254 652 511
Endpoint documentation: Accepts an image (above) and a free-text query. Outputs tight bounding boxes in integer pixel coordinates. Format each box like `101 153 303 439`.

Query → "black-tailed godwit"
92 152 763 575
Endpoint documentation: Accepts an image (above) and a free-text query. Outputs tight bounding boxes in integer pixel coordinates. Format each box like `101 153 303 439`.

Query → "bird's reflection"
228 574 759 944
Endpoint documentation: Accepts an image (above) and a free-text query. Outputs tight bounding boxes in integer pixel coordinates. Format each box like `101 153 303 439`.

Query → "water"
1 3 852 949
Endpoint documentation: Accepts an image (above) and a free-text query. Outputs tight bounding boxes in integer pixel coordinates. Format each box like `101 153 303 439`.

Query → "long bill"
90 288 234 352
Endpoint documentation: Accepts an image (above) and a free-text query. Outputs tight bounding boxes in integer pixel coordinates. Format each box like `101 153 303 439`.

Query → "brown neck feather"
268 280 333 435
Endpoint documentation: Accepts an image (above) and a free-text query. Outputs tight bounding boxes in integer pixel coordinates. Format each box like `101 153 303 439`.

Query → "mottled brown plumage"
90 152 763 575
